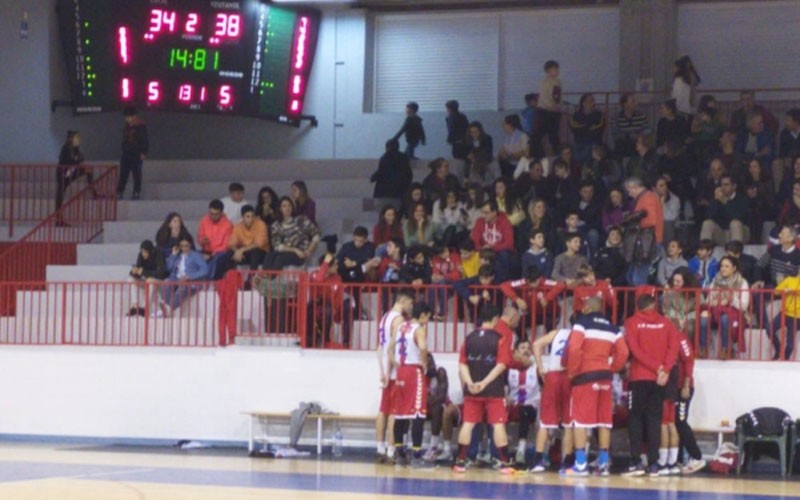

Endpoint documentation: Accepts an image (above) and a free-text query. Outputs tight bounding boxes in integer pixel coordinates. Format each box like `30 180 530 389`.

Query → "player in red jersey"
572 264 617 320
375 288 413 463
500 266 565 332
673 327 706 474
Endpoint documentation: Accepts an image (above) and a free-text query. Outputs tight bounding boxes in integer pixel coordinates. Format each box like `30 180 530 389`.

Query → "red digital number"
214 13 241 38
147 81 161 103
148 9 163 33
121 78 132 101
185 13 199 34
178 84 193 102
219 85 233 107
148 9 177 34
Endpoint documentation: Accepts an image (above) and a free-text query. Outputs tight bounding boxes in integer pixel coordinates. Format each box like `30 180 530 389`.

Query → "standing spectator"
654 177 681 244
497 115 530 178
601 186 628 232
373 205 404 250
220 182 249 225
117 107 148 200
569 93 605 166
688 239 719 288
403 202 437 248
56 130 92 221
592 226 627 287
197 199 233 280
155 212 194 260
663 267 699 338
729 91 779 137
128 239 167 316
446 100 470 161
227 205 269 276
533 60 563 156
290 181 316 226
265 196 321 270
371 139 412 207
613 93 648 161
255 186 279 227
626 133 659 186
699 256 750 359
779 108 800 161
735 112 775 165
622 294 678 477
743 159 775 243
670 56 700 118
623 177 664 285
700 174 750 245
492 178 525 227
521 94 539 154
471 200 515 282
392 101 426 159
465 121 495 187
432 190 469 249
158 236 210 317
572 264 617 320
656 100 689 149
422 158 461 203
657 239 689 286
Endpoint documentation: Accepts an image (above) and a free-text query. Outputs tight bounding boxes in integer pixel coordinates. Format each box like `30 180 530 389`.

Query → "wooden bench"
242 411 374 455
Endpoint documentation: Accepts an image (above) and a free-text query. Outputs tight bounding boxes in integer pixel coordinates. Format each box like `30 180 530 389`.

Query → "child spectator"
521 229 554 279
377 238 405 285
556 212 591 258
308 253 352 347
500 266 564 332
657 239 689 286
392 101 426 159
573 264 617 320
431 246 463 320
552 233 589 287
453 264 500 321
688 239 718 288
458 239 481 279
432 190 470 248
221 182 249 225
662 267 699 338
592 226 627 287
399 245 432 287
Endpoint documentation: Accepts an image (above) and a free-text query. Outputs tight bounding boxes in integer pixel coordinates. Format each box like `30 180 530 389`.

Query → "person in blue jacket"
159 236 210 316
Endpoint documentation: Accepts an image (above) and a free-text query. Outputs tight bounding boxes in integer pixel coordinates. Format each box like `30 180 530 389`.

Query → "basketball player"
453 304 514 474
506 338 540 464
529 326 574 473
388 301 432 467
563 297 629 477
375 288 414 463
423 353 450 461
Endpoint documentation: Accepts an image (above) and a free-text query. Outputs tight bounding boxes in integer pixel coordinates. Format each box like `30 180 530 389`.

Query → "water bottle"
332 426 343 457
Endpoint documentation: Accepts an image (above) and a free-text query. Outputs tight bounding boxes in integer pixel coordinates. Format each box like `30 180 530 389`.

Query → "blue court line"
0 460 793 499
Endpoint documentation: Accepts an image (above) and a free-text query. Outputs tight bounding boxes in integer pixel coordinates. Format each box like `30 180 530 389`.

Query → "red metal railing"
0 274 797 362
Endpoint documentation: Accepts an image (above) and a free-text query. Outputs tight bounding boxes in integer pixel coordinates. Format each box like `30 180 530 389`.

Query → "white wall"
0 345 797 444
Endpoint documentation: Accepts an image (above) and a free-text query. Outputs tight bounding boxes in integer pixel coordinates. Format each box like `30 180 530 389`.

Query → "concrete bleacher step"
142 159 381 183
77 243 141 265
46 265 132 282
141 179 376 201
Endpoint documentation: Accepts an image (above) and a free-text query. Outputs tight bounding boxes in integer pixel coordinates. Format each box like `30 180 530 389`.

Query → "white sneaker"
682 458 706 475
150 310 164 318
668 464 682 475
434 448 452 461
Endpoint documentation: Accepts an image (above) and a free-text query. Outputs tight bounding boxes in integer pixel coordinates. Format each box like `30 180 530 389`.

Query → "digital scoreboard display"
57 0 320 126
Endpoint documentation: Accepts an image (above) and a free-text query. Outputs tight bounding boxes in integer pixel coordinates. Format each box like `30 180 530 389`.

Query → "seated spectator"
432 190 470 248
516 199 557 255
556 212 591 259
777 180 800 227
291 181 316 225
197 199 233 280
401 183 425 221
128 239 167 316
471 200 515 282
725 240 761 286
337 226 377 284
743 158 775 243
735 112 775 165
399 245 432 289
422 158 461 203
155 212 194 260
431 245 463 320
308 253 352 348
699 256 749 359
715 129 741 176
373 205 404 251
571 180 603 254
158 236 210 317
370 138 412 206
521 229 554 279
777 156 800 208
688 239 719 288
265 196 321 270
700 174 750 245
403 202 437 248
572 263 617 319
601 186 628 233
376 238 405 285
625 133 659 186
657 239 689 286
458 239 480 279
690 99 726 163
221 182 249 225
756 224 800 288
656 99 689 149
656 139 694 214
500 266 564 331
779 108 800 161
729 90 779 137
662 266 699 338
552 232 589 287
569 93 605 166
492 177 525 227
513 159 549 202
592 226 626 287
548 159 578 221
227 205 270 282
653 177 680 244
255 186 280 227
497 114 530 178
772 269 800 360
587 143 620 191
694 157 727 222
612 92 648 160
464 121 495 185
556 143 582 179
463 183 485 230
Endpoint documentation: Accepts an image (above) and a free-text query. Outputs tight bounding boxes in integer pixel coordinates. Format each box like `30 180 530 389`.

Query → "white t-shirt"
671 78 693 115
221 196 249 225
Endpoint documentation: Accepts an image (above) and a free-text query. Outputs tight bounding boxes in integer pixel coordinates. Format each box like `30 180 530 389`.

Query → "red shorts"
569 380 614 428
379 380 396 415
463 397 507 425
391 365 428 419
662 399 675 425
539 371 571 428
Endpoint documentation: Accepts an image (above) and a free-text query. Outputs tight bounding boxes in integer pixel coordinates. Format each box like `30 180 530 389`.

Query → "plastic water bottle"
332 427 343 457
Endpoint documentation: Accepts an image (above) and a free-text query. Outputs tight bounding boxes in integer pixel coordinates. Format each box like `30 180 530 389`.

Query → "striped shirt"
612 109 648 140
758 245 800 286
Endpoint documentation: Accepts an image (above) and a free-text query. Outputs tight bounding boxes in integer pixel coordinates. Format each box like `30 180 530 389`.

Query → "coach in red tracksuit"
622 294 679 476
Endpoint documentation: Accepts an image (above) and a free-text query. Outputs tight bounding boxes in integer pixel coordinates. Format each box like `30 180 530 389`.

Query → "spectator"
492 177 525 227
699 256 750 359
255 186 280 227
743 159 775 243
517 199 557 255
399 245 432 287
656 99 690 149
779 108 800 160
497 114 530 178
376 237 404 287
772 269 800 360
453 264 500 320
657 139 694 213
401 183 425 221
778 156 800 208
499 266 564 332
592 226 627 287
422 158 461 203
520 93 539 150
662 267 699 338
373 205 404 250
756 224 800 287
128 239 167 316
715 129 741 176
513 159 549 202
729 90 779 136
601 186 628 232
671 55 700 117
403 202 437 248
155 212 194 260
337 226 377 285
533 60 563 155
431 245 463 320
227 205 270 279
370 139 413 206
552 232 589 287
220 182 249 225
612 93 648 160
471 200 515 282
521 229 554 280
463 183 485 230
735 112 775 165
557 143 582 179
56 130 92 221
688 239 719 288
569 93 605 166
625 133 659 186
657 239 689 286
777 180 800 227
458 239 480 279
464 121 496 187
265 196 320 270
308 253 351 347
445 100 470 160
432 189 470 249
197 199 233 280
690 98 725 163
725 240 761 286
556 212 591 258
549 159 578 221
290 181 316 225
695 157 727 222
572 263 617 319
392 101 426 159
653 177 680 244
158 236 210 317
117 106 148 200
700 174 750 245
623 177 664 285
588 143 621 190
571 180 603 254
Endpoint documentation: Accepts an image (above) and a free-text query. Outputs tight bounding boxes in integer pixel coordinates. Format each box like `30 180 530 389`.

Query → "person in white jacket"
699 256 749 359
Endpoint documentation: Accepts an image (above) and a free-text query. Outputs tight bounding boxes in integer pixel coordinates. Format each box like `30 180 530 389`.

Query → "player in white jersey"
388 301 431 467
528 327 574 472
375 289 414 463
506 338 540 464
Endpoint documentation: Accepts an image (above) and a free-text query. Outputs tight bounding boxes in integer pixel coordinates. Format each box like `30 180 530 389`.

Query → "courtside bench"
243 411 374 455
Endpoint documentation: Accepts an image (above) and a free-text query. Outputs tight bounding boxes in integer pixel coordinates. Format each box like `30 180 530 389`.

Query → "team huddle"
375 289 707 477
